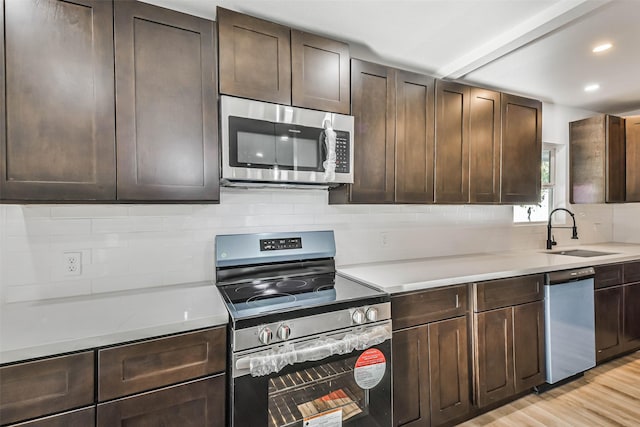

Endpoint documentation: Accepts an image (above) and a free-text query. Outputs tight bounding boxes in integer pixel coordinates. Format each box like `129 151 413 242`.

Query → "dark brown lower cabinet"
8 407 95 427
393 317 470 427
96 375 225 427
0 352 94 425
474 301 545 408
595 286 624 363
512 301 545 393
623 282 640 351
474 307 514 407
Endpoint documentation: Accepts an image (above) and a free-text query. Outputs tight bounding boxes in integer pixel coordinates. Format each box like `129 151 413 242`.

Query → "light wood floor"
459 351 640 426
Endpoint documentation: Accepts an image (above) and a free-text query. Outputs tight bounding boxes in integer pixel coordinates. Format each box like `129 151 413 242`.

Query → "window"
513 146 556 223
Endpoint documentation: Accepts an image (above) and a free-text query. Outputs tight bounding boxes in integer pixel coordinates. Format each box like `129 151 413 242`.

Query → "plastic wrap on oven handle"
235 324 392 377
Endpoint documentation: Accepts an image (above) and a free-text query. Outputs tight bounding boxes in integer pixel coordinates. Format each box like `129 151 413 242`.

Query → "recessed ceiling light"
592 43 612 53
584 84 600 92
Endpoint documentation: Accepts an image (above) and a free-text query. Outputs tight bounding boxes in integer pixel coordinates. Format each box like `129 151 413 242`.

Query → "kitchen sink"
547 249 617 257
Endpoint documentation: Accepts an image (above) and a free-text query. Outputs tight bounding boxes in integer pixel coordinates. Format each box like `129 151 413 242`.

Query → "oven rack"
267 364 365 427
268 358 354 396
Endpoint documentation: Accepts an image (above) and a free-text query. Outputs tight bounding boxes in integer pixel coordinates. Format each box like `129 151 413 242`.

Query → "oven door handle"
235 324 391 377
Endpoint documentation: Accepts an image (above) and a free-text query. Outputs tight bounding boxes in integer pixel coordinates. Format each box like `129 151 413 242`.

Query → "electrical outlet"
380 232 389 248
64 252 82 276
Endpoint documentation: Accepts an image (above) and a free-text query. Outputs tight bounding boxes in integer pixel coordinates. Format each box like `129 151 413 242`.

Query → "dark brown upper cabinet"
217 7 291 105
331 59 396 203
217 8 350 114
330 61 435 204
435 81 470 203
114 1 219 201
626 115 640 202
0 0 116 201
469 88 501 203
500 93 542 204
395 71 436 204
570 114 625 204
291 30 350 114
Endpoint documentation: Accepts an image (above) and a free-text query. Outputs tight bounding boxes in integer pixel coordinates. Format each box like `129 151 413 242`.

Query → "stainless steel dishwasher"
541 267 596 389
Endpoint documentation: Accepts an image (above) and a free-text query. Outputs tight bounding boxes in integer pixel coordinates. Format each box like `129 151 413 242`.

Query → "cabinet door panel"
217 7 291 105
469 88 501 203
595 286 624 363
1 0 115 201
435 81 470 203
606 115 626 202
348 59 395 203
623 260 640 284
474 308 514 407
500 94 542 203
392 327 430 427
98 327 226 401
595 263 624 289
513 301 545 392
0 352 94 425
626 115 640 202
395 71 435 204
97 375 225 427
114 1 218 201
291 30 349 114
474 275 543 312
392 285 467 330
623 282 640 351
428 317 470 426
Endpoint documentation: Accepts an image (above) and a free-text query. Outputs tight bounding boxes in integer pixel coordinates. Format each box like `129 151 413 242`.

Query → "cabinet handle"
455 294 460 308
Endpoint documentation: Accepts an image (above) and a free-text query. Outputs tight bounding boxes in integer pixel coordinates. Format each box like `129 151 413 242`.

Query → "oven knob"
277 325 291 341
352 309 366 325
258 327 273 345
366 307 379 322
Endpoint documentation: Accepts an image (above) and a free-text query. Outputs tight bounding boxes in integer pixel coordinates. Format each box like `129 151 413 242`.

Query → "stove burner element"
276 279 308 289
246 293 296 307
315 285 334 292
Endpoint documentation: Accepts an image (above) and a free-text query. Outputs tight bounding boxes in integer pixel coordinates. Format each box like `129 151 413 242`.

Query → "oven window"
267 356 367 427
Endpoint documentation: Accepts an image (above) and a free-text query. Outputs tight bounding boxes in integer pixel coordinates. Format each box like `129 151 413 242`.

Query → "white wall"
0 103 614 303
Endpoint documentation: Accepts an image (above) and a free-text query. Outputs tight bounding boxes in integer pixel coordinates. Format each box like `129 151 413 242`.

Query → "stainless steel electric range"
215 230 392 427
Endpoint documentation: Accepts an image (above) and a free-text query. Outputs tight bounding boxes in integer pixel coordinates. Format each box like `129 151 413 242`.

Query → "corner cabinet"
392 285 471 427
329 59 435 204
569 114 626 204
472 275 545 408
500 94 542 204
0 0 116 201
114 1 219 201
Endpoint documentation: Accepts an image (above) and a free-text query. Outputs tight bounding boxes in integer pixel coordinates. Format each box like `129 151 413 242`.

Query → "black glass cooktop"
217 273 388 326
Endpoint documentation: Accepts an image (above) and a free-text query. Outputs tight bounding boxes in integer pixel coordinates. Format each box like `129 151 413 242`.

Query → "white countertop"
337 243 640 294
0 281 228 364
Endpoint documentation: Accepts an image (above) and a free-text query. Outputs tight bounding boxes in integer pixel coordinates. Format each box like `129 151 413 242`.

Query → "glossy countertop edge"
337 243 640 294
1 281 229 365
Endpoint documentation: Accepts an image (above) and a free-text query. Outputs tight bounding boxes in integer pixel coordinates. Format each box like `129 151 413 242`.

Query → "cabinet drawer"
96 375 225 427
0 352 94 425
8 407 95 427
594 263 623 289
98 327 226 401
392 285 467 330
473 274 543 312
623 261 640 283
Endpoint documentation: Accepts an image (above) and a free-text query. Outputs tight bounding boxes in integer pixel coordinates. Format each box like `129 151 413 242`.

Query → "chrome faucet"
546 208 579 250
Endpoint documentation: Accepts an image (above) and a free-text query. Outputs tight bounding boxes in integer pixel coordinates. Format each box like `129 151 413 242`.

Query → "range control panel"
260 237 302 251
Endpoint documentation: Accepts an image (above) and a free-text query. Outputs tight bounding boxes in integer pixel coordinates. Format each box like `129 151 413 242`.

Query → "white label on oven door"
354 348 386 390
303 408 342 427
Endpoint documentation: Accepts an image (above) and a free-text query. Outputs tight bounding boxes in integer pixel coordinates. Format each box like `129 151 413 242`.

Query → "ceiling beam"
435 0 612 79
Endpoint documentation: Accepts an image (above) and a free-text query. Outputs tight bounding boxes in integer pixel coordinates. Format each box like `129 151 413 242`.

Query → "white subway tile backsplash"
0 189 622 303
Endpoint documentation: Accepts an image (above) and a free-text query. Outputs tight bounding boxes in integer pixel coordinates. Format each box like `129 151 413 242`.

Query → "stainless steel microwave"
220 95 354 186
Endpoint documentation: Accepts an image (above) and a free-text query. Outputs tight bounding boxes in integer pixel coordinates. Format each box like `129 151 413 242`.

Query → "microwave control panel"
334 131 351 173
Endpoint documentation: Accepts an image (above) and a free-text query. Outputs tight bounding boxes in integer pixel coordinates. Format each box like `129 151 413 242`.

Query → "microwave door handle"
235 324 391 377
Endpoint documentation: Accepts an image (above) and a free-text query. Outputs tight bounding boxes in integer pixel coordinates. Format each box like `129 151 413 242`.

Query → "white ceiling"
141 0 640 115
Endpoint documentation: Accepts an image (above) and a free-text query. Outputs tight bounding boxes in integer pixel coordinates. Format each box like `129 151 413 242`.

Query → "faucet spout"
547 208 578 250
